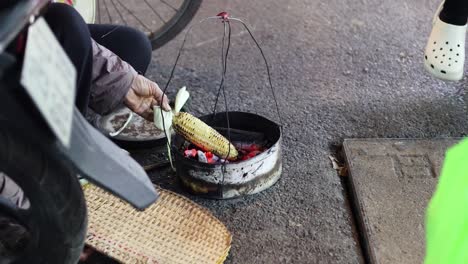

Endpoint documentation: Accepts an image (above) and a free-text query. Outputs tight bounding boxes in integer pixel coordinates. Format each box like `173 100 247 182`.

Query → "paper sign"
21 17 76 148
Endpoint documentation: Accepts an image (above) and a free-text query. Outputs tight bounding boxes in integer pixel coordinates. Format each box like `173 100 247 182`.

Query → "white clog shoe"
424 4 467 81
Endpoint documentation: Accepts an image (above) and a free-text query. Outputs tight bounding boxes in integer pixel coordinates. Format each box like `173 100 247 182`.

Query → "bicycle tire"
0 125 87 264
148 0 202 50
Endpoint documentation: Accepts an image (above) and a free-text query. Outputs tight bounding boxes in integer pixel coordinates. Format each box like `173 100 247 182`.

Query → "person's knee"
44 3 92 70
115 27 152 73
45 3 88 31
45 3 92 51
90 25 152 73
126 27 152 64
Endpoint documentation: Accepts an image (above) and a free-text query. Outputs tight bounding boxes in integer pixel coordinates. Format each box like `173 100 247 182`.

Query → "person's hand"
124 75 171 121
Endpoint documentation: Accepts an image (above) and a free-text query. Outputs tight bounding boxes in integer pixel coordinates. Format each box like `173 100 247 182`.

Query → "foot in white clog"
424 6 467 81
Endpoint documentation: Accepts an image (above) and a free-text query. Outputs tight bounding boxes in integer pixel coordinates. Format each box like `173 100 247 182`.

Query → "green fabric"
425 138 468 264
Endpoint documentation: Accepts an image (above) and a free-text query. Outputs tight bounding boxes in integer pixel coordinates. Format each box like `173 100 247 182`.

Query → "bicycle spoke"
103 0 113 24
159 0 178 12
109 0 128 25
115 0 152 32
144 0 167 23
95 0 201 50
97 0 101 24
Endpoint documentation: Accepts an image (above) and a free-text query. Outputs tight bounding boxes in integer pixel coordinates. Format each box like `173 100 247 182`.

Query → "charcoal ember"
184 149 197 158
211 154 219 163
240 150 262 161
204 152 220 164
181 136 270 163
197 150 208 163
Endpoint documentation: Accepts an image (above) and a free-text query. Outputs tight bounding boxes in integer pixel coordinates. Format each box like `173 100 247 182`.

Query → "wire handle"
158 12 283 194
159 12 282 132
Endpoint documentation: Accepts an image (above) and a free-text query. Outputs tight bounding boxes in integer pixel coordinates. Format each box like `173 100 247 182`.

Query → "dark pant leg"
44 3 93 114
0 3 92 209
88 24 152 75
440 0 468 26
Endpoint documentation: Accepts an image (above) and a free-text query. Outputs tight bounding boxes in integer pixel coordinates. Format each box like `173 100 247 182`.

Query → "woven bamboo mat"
83 184 232 264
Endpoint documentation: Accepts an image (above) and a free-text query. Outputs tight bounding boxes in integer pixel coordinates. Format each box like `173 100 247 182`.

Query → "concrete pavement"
143 0 467 263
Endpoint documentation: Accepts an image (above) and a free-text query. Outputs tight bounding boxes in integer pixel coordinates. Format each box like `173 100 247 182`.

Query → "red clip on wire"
217 12 229 21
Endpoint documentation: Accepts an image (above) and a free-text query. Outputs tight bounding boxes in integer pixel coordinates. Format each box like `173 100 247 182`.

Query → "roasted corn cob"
172 112 238 160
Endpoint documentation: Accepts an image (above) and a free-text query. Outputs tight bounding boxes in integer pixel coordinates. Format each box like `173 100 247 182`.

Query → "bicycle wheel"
0 125 87 264
94 0 202 50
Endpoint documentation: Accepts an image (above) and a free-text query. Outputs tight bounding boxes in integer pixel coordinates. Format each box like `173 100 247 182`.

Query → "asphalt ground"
89 0 468 263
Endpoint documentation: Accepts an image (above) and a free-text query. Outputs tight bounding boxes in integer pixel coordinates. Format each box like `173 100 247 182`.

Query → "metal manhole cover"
343 138 461 264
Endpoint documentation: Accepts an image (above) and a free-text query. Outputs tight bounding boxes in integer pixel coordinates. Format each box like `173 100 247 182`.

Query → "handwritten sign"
21 17 76 148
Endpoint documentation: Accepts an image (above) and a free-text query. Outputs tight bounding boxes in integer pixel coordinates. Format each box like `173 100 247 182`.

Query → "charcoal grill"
173 112 282 199
157 12 283 199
